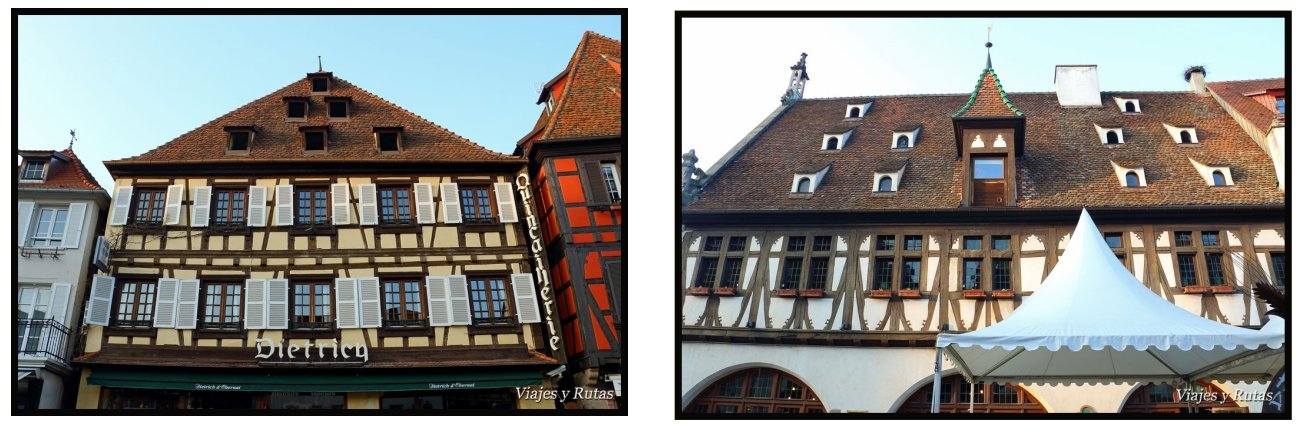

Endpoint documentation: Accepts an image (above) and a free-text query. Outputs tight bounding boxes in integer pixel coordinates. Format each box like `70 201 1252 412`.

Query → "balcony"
17 319 71 367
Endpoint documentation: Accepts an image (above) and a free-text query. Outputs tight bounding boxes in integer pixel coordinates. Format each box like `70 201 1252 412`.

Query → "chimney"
1054 65 1102 107
1185 66 1208 96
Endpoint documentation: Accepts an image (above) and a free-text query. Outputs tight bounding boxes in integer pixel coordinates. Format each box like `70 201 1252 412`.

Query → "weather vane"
69 129 76 150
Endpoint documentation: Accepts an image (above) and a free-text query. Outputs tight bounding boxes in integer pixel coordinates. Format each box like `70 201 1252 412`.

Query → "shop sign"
516 171 567 359
254 338 369 362
427 382 477 390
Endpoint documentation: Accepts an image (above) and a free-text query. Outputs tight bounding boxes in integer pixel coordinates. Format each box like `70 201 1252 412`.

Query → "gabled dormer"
17 150 68 183
308 71 333 95
951 42 1025 208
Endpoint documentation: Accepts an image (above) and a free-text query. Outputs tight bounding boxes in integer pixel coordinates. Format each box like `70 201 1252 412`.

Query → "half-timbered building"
73 69 561 410
516 31 625 409
679 50 1286 413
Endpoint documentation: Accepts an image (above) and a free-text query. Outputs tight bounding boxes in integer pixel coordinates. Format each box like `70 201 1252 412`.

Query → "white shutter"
62 202 88 249
244 279 267 329
109 186 133 225
413 183 436 224
247 186 268 227
48 283 71 324
18 201 35 247
163 184 184 225
358 184 378 225
332 183 351 225
94 236 112 270
153 278 179 328
447 275 472 325
358 277 382 328
440 183 462 224
266 279 290 329
334 278 359 329
494 182 519 223
426 276 452 326
274 185 295 226
175 279 201 329
510 273 543 324
85 275 116 326
191 186 212 227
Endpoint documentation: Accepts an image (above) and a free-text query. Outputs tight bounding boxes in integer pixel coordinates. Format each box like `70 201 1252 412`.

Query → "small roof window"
284 96 308 121
1113 97 1142 114
375 127 403 153
224 126 255 154
21 160 46 180
1163 124 1199 144
301 126 328 152
1094 124 1125 145
308 72 332 94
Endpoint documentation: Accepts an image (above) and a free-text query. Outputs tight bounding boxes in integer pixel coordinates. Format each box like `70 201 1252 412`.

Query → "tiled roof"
517 31 622 152
687 89 1284 212
105 73 520 167
953 68 1023 118
18 148 105 191
1207 78 1285 134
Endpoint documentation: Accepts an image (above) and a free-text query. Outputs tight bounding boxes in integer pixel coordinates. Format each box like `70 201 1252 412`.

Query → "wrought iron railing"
383 318 426 328
16 319 71 365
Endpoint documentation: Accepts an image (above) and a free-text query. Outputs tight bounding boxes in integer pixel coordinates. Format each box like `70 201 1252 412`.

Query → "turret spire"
781 52 810 104
985 24 994 69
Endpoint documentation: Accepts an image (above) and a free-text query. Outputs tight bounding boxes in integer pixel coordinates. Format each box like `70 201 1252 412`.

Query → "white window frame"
845 102 871 119
600 163 623 204
1188 158 1234 187
873 165 907 194
790 165 832 194
1109 161 1147 188
1094 124 1126 145
21 161 47 181
17 285 54 355
892 128 920 149
1163 123 1199 144
1114 97 1142 114
822 130 852 151
28 206 70 247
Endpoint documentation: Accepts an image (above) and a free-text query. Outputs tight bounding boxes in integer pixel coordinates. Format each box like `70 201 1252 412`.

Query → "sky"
17 14 621 188
681 17 1284 172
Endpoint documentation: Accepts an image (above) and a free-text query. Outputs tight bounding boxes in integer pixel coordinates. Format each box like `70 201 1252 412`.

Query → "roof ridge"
952 68 1023 117
1206 76 1285 85
803 89 1208 102
59 148 105 190
539 32 592 140
583 30 621 45
333 76 516 159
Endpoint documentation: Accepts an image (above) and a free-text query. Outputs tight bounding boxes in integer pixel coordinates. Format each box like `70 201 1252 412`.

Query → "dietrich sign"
254 338 369 362
516 171 567 360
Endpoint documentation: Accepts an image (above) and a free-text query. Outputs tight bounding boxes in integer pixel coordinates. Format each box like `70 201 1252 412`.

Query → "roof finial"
68 129 76 150
318 55 323 72
985 23 994 69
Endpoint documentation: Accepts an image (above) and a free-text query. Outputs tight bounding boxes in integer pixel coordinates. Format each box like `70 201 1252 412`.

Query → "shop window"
379 390 515 410
379 185 414 225
291 281 333 330
113 279 157 328
132 188 168 226
269 392 346 410
382 278 425 328
459 184 495 225
201 281 242 330
468 276 512 325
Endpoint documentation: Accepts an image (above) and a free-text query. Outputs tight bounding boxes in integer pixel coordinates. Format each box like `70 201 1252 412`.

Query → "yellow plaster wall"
156 329 180 345
84 326 104 352
446 327 470 345
75 370 102 409
434 227 459 247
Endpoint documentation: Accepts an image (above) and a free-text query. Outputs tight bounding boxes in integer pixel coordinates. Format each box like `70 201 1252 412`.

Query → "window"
992 259 1012 290
812 236 832 251
963 259 982 290
328 101 348 119
468 277 511 325
304 130 327 151
904 235 923 251
795 178 811 193
1124 101 1136 113
1104 232 1123 248
848 107 861 118
696 258 719 287
201 282 242 330
291 281 332 329
1126 172 1141 188
17 286 53 354
899 375 1045 413
311 77 329 93
132 188 168 225
727 236 746 252
1270 253 1286 292
824 137 839 150
113 279 157 328
973 158 1003 179
377 131 400 152
896 135 910 148
1174 231 1193 247
459 184 495 225
1205 253 1226 286
600 163 623 204
286 101 307 119
382 278 425 327
878 176 893 192
1177 254 1198 286
1201 231 1219 246
1106 131 1120 145
28 207 69 247
686 368 825 414
1180 130 1193 144
992 236 1010 250
229 131 251 151
22 161 46 180
807 258 829 289
704 236 723 252
963 236 982 250
877 235 895 251
720 258 743 288
992 383 1019 404
874 257 894 290
295 187 330 225
779 258 803 289
1277 97 1286 115
901 258 921 290
212 188 247 226
379 185 414 225
1211 171 1226 187
787 236 806 252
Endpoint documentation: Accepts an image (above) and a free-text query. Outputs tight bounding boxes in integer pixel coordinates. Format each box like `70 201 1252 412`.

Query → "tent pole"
930 347 943 413
969 380 975 413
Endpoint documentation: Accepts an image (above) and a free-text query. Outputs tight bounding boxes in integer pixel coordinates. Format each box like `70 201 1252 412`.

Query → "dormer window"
790 165 831 194
1114 97 1141 114
845 102 871 119
1094 125 1125 145
309 74 331 94
375 127 403 153
1125 172 1140 188
877 176 893 192
1109 161 1146 188
1211 171 1226 186
795 177 812 193
872 164 906 194
229 132 250 151
892 127 920 150
822 131 851 151
1188 158 1233 187
326 97 351 120
22 161 46 180
301 126 328 152
1163 124 1199 144
224 126 255 154
284 97 308 121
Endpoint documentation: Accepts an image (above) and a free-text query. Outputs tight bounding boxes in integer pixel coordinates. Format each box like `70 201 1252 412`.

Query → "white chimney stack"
1054 65 1102 107
1186 66 1208 96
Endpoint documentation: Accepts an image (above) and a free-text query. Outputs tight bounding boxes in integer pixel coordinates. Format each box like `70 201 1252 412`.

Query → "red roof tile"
518 31 622 152
18 148 105 191
104 73 520 168
687 89 1283 212
1207 78 1285 135
953 69 1023 118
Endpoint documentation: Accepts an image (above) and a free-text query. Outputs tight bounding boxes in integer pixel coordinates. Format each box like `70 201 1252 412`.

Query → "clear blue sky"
683 17 1284 170
18 15 621 187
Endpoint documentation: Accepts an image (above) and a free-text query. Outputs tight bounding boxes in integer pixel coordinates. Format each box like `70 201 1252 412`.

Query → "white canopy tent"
931 209 1285 412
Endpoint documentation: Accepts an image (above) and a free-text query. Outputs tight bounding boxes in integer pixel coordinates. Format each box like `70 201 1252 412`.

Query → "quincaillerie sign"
254 338 369 362
516 170 567 363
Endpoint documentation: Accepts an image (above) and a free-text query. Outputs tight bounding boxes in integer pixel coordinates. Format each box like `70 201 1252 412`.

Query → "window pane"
874 258 894 290
727 236 746 252
1174 231 1192 247
1104 233 1122 249
703 237 722 252
1201 231 1219 246
1178 254 1198 286
963 259 982 290
902 259 921 289
963 236 982 250
807 258 829 290
876 235 895 251
904 235 923 251
973 158 1003 179
812 236 832 251
786 236 805 252
992 235 1010 250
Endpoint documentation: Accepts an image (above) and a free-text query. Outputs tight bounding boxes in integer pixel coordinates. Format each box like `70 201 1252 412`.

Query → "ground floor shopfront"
682 342 1271 413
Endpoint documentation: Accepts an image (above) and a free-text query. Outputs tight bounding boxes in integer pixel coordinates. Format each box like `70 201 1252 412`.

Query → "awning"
87 368 542 392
